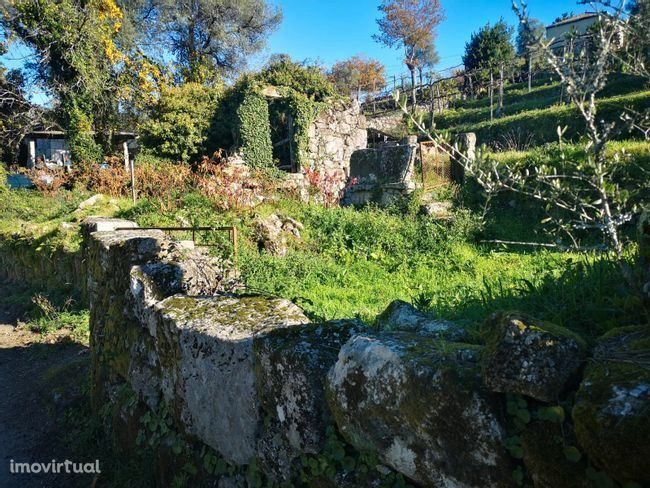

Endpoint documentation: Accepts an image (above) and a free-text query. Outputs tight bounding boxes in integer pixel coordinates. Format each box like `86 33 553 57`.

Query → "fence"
115 225 239 258
361 64 560 117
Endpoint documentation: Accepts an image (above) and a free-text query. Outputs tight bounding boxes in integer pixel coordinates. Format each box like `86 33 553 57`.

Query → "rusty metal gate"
418 141 453 189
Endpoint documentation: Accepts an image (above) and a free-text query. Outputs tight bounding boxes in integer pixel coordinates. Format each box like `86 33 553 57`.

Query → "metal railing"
115 226 239 256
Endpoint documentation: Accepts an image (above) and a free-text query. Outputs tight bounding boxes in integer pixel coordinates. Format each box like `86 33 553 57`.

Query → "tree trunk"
429 81 435 129
528 54 532 93
409 67 417 111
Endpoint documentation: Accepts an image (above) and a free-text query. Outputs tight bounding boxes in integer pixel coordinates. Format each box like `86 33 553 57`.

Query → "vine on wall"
236 90 274 168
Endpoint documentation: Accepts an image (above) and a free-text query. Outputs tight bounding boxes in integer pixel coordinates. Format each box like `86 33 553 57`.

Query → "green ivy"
282 89 324 169
67 101 102 164
237 90 274 168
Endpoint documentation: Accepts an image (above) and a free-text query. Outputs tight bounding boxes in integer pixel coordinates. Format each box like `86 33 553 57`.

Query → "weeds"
28 294 89 342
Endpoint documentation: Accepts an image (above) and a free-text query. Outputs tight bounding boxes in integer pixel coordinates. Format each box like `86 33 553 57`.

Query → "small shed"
20 130 138 168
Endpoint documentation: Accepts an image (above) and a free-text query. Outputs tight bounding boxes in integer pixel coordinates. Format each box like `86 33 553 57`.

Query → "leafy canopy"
126 0 282 82
516 18 545 57
257 57 336 101
373 0 445 71
328 56 386 96
139 82 222 162
463 19 515 72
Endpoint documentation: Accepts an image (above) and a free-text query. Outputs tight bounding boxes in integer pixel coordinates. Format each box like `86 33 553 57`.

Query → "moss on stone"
521 421 588 488
572 326 650 485
481 311 588 354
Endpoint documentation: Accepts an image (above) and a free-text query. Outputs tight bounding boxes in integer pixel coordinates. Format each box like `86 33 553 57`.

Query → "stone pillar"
451 132 476 183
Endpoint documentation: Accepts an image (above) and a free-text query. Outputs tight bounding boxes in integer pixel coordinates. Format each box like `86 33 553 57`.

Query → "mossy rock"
521 421 588 488
254 319 362 480
375 299 469 341
326 331 514 487
481 312 587 402
639 206 650 261
572 325 650 485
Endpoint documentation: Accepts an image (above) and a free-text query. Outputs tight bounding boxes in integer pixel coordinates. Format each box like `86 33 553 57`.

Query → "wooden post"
429 80 435 129
393 75 397 108
498 64 504 117
231 226 238 260
129 157 136 205
489 69 494 122
123 141 130 172
372 79 377 114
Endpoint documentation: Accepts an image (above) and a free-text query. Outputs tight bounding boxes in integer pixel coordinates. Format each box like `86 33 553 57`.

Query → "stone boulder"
136 295 310 466
326 331 513 487
572 325 650 485
521 421 588 488
375 299 469 341
419 200 453 219
253 214 303 257
481 312 587 402
255 319 362 479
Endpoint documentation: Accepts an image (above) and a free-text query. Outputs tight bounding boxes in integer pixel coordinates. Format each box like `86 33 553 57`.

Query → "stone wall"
306 100 367 182
0 226 85 295
80 217 649 487
343 136 418 206
365 110 405 136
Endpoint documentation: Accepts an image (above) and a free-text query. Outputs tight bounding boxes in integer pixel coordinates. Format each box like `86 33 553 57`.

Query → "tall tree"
328 55 386 99
373 0 445 109
463 20 514 119
516 18 545 92
128 0 282 83
2 0 128 161
414 42 440 84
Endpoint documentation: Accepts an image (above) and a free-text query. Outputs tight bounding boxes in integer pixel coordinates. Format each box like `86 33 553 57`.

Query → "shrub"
139 82 222 163
67 104 103 164
257 58 336 101
0 163 8 193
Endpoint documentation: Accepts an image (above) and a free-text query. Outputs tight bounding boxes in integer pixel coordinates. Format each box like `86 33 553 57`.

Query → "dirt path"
0 287 91 488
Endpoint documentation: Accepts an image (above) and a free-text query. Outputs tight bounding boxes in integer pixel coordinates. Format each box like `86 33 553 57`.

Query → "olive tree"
397 1 649 285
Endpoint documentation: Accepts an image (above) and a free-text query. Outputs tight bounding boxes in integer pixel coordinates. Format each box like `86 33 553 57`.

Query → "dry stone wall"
79 217 650 487
306 100 367 182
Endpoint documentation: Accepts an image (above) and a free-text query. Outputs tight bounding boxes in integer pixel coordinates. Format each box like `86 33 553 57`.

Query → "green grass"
2 180 646 343
121 195 644 339
422 73 650 147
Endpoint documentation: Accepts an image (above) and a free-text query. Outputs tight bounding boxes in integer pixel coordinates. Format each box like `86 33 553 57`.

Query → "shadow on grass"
431 255 646 341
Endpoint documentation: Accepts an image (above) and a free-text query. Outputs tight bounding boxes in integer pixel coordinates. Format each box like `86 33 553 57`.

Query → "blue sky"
2 0 587 102
252 0 587 76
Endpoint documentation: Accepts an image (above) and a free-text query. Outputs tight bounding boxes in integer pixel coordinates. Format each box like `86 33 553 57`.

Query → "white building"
545 13 599 53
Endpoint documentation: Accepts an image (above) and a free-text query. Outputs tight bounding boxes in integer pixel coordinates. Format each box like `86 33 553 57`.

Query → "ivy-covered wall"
210 78 367 175
236 91 274 168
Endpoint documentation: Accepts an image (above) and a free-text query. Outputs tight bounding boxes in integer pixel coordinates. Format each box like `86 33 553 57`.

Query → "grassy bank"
1 184 642 341
419 74 650 147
